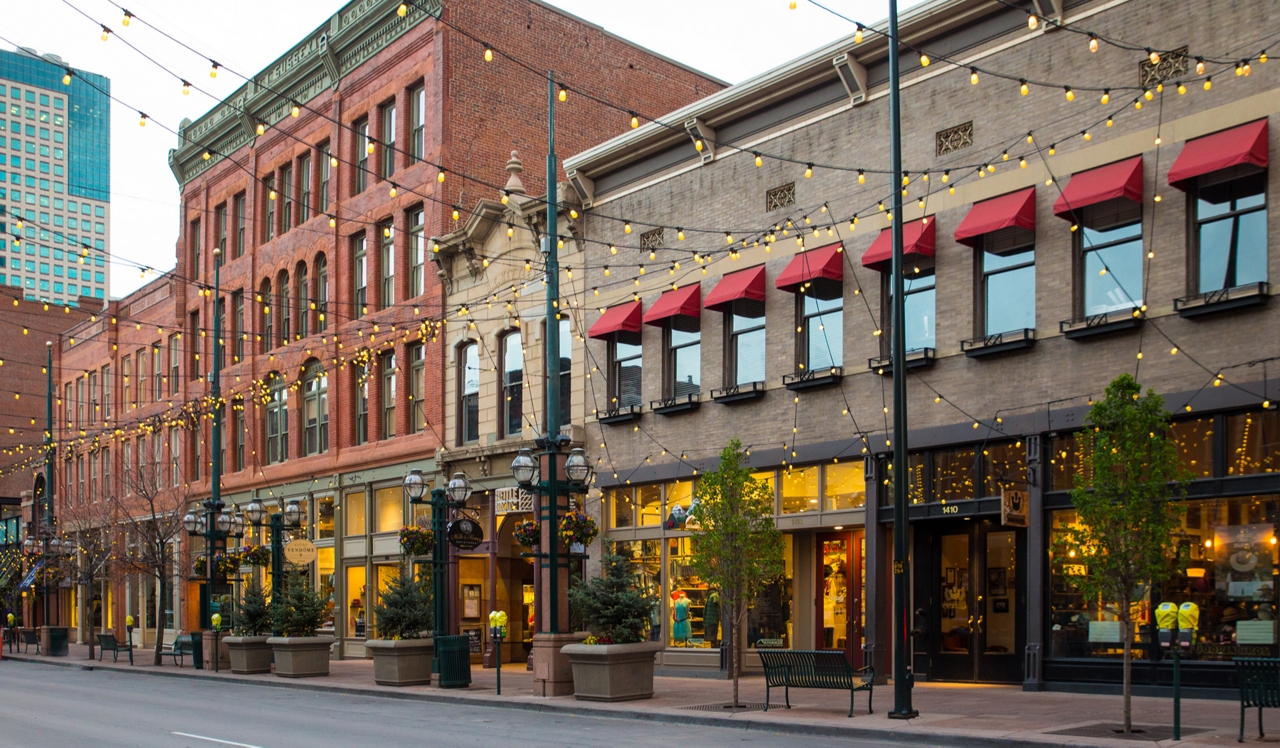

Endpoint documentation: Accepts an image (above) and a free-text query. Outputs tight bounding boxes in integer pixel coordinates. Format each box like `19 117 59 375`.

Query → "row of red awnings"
588 119 1269 340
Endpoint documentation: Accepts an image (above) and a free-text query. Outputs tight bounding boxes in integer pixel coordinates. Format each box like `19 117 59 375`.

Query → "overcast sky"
7 0 917 298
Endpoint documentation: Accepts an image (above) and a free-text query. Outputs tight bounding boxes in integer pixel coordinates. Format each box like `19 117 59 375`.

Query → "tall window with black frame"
502 332 523 439
611 333 642 411
460 342 480 444
1193 171 1267 294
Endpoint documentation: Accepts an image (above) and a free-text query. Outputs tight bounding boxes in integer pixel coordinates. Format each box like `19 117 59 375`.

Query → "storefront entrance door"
817 531 864 666
920 520 1024 683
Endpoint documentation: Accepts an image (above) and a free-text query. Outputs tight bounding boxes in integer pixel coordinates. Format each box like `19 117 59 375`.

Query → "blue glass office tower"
0 47 111 305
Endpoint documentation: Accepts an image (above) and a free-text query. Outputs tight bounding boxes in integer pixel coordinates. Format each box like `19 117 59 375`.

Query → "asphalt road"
0 662 923 748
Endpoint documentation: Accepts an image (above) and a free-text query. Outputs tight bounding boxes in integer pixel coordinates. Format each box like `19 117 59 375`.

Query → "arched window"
459 342 479 444
303 361 328 455
295 263 309 338
260 279 273 354
501 332 523 439
315 254 328 333
277 271 290 345
265 373 289 464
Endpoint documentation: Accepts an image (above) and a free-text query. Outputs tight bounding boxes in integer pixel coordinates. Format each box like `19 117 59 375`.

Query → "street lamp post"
241 498 304 607
181 492 242 632
404 468 469 669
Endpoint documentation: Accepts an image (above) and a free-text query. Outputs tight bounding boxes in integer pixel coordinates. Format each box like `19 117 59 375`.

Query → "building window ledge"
961 328 1036 358
650 393 701 416
1175 282 1270 318
868 348 936 376
783 367 843 391
1059 309 1143 340
598 405 642 425
711 381 766 404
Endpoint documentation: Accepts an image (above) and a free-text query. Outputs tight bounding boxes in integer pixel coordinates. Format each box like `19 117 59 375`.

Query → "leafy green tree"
234 573 272 636
569 552 654 644
271 571 328 637
1055 373 1187 733
688 438 785 710
371 562 433 640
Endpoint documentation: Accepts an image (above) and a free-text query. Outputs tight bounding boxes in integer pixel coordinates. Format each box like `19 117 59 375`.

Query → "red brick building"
53 0 721 652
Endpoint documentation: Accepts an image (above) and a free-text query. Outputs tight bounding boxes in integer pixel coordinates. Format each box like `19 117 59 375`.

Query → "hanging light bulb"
694 139 704 152
1027 12 1038 30
630 113 639 129
452 208 460 221
1083 131 1091 141
484 47 494 62
329 216 336 228
100 25 110 42
855 24 863 44
138 112 147 127
256 123 266 135
804 163 813 178
558 86 567 102
1018 156 1027 169
122 10 132 26
754 153 763 167
1177 81 1187 95
437 169 446 183
970 68 979 85
1089 35 1098 53
1134 99 1143 110
62 70 72 85
677 228 685 241
210 60 220 78
202 151 211 161
1064 86 1074 101
367 139 376 154
329 154 338 168
623 221 632 234
1195 57 1205 75
1204 77 1212 91
397 3 408 17
857 169 865 184
389 184 397 198
1144 88 1154 100
291 103 300 118
1148 48 1160 65
1100 89 1110 105
1019 79 1029 96
1106 117 1114 127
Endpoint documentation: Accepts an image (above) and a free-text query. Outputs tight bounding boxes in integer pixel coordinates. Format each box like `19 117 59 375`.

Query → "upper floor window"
980 229 1035 335
380 222 395 308
233 291 245 362
276 271 290 345
410 209 425 298
380 102 396 179
265 374 288 464
666 320 700 398
233 193 246 258
298 154 312 224
355 118 370 194
152 346 162 401
802 292 843 370
168 334 180 394
261 280 273 353
1079 200 1143 316
460 342 480 444
728 300 765 386
381 352 397 439
409 343 425 434
353 235 367 316
317 141 330 213
355 361 370 446
1194 171 1267 293
501 332 523 439
556 318 572 427
884 265 935 353
295 264 309 338
410 86 425 162
281 164 293 232
303 362 328 456
263 176 276 241
189 219 201 276
214 203 227 268
316 254 329 332
611 334 642 410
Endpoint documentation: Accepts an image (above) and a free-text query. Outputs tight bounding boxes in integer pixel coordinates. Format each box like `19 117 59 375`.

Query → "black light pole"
42 341 55 630
241 498 303 607
886 0 919 720
405 469 469 668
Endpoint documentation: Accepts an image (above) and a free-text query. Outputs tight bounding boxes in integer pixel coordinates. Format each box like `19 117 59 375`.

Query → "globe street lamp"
404 468 470 669
241 499 305 607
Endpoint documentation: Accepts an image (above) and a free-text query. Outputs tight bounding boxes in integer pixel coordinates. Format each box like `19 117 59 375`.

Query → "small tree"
60 489 121 661
1056 374 1186 733
569 552 654 644
688 438 785 710
271 570 328 637
371 562 433 640
234 573 272 637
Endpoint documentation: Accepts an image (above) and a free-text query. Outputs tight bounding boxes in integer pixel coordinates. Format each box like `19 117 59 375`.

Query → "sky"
6 0 920 298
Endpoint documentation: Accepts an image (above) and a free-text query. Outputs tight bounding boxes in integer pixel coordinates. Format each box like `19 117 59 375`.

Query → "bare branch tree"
59 469 122 661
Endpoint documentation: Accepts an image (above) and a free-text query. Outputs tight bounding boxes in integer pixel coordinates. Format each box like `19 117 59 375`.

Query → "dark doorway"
817 530 865 667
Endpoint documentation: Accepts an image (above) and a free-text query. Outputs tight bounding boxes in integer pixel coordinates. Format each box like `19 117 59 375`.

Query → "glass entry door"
817 531 864 666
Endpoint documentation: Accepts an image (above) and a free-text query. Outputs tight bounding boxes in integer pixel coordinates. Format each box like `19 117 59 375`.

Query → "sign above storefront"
1001 488 1028 528
495 487 534 515
283 538 318 566
447 517 484 550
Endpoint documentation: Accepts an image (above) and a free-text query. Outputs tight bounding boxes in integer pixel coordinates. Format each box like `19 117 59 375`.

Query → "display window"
749 534 794 649
665 480 693 526
610 488 634 528
372 563 399 638
1228 410 1280 475
345 491 366 536
1048 496 1279 661
612 539 661 641
346 565 368 638
314 495 335 539
317 547 335 631
781 466 818 514
375 486 402 533
824 462 866 511
637 485 661 526
667 537 712 647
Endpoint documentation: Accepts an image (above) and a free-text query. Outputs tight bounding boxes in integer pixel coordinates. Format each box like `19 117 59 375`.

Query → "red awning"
587 300 643 339
643 283 701 326
1053 156 1143 218
954 188 1036 247
861 220 936 271
775 242 844 293
704 266 766 312
1168 119 1269 191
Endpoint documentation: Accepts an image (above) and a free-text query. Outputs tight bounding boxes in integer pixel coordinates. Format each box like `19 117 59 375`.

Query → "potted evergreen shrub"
267 571 334 678
225 574 273 674
365 561 434 686
562 552 660 701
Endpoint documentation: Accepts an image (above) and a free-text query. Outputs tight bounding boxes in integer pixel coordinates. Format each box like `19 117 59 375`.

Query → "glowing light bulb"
330 155 338 167
558 87 567 102
970 69 979 85
257 123 266 135
857 169 865 184
624 221 632 234
855 25 864 44
329 216 336 228
630 114 639 129
1177 82 1186 95
919 54 930 67
1144 89 1154 101
202 151 211 161
437 170 446 183
210 61 219 78
1196 58 1205 75
1204 77 1212 91
694 139 703 152
62 71 72 85
804 164 813 178
754 153 763 167
1064 87 1074 101
138 113 147 127
1100 89 1110 105
397 3 408 17
291 104 300 118
484 48 493 62
1089 35 1098 53
1148 49 1160 65
101 27 110 42
1020 80 1029 96
1027 13 1038 30
389 185 397 198
1083 131 1091 141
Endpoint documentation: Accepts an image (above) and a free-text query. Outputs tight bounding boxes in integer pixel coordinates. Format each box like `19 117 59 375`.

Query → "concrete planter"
561 640 664 701
365 638 434 686
224 635 272 674
266 636 333 678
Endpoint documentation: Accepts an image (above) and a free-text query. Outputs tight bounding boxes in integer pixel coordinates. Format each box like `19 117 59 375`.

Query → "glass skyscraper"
0 47 110 306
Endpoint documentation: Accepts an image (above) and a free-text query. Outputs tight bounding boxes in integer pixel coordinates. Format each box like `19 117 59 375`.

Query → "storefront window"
372 563 399 638
374 486 402 533
1050 432 1091 491
1049 496 1280 661
981 441 1026 497
314 495 335 539
1229 410 1280 475
613 539 661 642
345 492 366 536
666 480 693 525
781 465 819 513
668 537 715 648
1172 418 1215 479
933 447 976 502
317 547 335 630
637 485 661 526
611 488 634 528
749 534 793 649
824 461 866 511
346 565 367 638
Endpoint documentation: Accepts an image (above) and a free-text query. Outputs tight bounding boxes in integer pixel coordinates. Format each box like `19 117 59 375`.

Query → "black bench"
96 632 133 664
20 629 40 655
161 637 195 667
1237 657 1280 742
758 649 873 717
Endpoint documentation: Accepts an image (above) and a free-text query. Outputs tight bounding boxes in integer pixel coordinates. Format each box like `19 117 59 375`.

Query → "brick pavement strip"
2 644 1240 747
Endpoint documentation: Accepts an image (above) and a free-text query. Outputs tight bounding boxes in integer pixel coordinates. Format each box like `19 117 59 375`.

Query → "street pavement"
0 662 917 748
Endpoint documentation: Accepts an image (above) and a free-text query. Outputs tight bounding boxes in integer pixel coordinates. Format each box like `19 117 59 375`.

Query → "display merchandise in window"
667 537 711 647
613 539 661 642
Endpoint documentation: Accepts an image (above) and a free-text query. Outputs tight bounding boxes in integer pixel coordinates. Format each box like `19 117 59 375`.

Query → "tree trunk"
1122 617 1132 733
153 568 165 666
728 600 739 711
85 571 95 661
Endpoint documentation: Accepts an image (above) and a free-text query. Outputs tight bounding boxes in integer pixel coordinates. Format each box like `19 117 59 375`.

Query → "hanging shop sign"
283 538 318 566
447 517 484 550
1001 488 1028 528
495 487 534 515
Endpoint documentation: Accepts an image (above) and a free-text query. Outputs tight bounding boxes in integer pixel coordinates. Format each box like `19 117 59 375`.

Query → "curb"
0 655 1189 748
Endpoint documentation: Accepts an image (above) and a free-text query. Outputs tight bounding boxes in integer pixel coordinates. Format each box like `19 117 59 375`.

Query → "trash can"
190 632 204 671
46 627 69 657
436 634 471 688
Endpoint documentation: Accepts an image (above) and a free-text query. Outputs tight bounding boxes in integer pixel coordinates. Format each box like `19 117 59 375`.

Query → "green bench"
1237 658 1280 742
758 650 873 718
96 632 133 664
161 636 196 667
20 629 40 655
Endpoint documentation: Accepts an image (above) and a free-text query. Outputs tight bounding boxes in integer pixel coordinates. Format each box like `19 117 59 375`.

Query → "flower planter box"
365 638 434 686
561 640 664 701
224 635 272 674
266 636 333 678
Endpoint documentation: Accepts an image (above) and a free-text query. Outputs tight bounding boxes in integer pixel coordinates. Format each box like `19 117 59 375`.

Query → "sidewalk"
3 642 1243 747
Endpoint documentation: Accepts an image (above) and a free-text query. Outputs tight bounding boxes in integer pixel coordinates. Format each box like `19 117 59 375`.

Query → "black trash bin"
46 627 69 656
436 634 471 688
190 632 204 670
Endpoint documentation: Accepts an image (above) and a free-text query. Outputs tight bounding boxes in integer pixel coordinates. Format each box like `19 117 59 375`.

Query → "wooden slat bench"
1237 657 1280 742
161 636 195 667
20 629 40 655
96 632 133 664
758 649 873 718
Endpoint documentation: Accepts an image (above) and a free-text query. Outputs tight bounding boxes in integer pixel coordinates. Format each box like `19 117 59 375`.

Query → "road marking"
171 732 264 748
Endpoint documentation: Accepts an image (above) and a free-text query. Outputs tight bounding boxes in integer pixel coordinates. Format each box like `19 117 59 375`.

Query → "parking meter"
488 610 509 694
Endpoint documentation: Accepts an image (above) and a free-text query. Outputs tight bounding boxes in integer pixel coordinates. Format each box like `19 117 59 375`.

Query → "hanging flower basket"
399 526 435 557
195 551 244 579
512 519 541 548
558 509 599 548
240 545 271 567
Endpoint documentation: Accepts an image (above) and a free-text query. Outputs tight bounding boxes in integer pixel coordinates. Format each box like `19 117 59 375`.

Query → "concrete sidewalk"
2 642 1242 747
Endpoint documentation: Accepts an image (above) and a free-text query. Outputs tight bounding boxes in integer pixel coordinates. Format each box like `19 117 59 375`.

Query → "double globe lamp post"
403 468 472 662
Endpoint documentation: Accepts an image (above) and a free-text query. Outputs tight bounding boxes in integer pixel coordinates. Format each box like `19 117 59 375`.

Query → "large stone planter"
224 635 272 674
561 640 664 701
266 636 333 678
365 638 434 686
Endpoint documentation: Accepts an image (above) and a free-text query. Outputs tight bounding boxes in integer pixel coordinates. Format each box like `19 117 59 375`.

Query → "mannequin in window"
672 590 691 645
704 590 721 647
